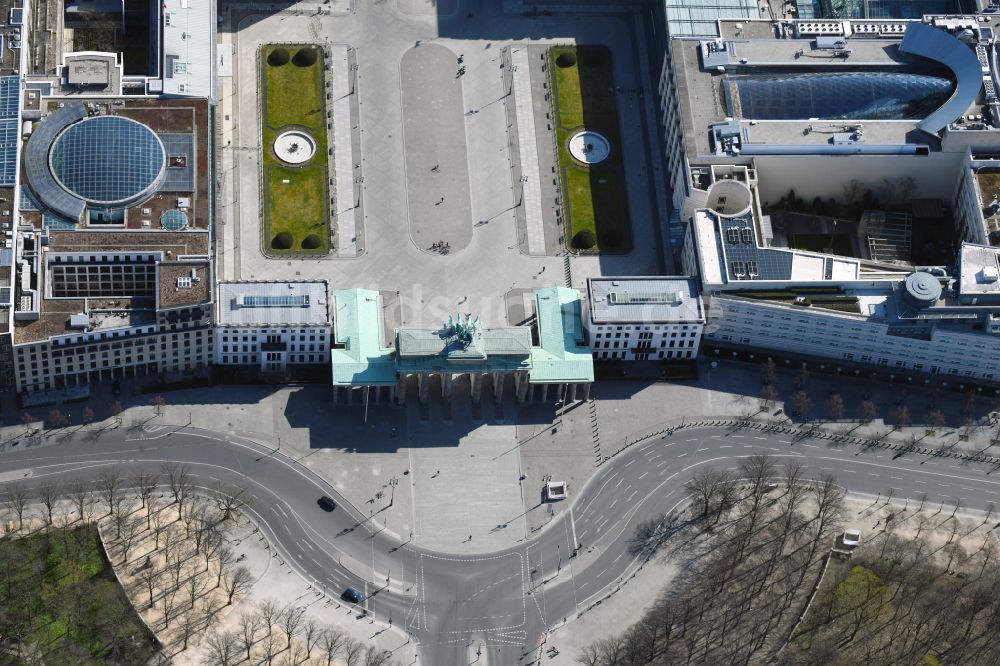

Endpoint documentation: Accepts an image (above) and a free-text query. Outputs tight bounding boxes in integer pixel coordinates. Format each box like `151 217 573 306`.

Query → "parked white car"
842 528 861 547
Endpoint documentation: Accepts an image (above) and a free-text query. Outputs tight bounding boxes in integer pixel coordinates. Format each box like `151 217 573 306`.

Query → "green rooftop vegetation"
0 524 157 664
549 45 631 254
261 45 330 256
790 233 855 257
726 288 860 314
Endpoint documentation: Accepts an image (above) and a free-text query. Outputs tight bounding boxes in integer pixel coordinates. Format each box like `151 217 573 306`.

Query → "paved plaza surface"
216 0 669 328
400 43 474 253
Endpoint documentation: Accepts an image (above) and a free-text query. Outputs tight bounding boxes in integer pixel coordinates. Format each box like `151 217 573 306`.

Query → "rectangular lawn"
260 45 331 255
266 165 329 253
549 45 631 253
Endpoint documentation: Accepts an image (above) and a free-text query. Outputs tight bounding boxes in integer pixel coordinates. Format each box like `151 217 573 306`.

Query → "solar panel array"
237 294 310 308
0 76 19 187
49 116 166 205
716 212 794 282
609 292 678 305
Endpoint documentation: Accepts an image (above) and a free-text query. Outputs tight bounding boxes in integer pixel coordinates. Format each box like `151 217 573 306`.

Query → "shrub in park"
271 232 294 250
555 52 576 68
267 48 290 67
302 234 322 250
293 47 318 67
572 230 597 250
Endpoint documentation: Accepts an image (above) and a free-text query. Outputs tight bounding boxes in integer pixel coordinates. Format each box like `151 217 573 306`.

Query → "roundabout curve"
0 422 998 665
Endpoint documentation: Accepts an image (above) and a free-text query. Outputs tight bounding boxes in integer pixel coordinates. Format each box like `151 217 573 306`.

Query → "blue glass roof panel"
724 72 953 121
49 115 166 205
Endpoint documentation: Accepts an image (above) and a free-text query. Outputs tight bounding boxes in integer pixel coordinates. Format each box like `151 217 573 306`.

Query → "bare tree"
238 609 264 661
202 528 223 572
826 393 844 421
223 565 253 605
282 643 309 666
110 400 124 425
301 618 322 660
216 546 234 588
795 363 810 390
138 566 159 609
162 462 193 514
760 383 780 411
38 482 62 526
97 467 123 518
261 631 281 666
19 411 34 435
47 408 69 430
117 515 144 564
963 388 977 417
791 390 811 418
161 587 179 630
150 500 168 548
179 611 199 651
81 406 95 428
67 479 92 523
260 598 281 636
202 629 240 666
894 404 911 430
213 483 253 523
1 482 28 530
363 647 393 666
342 639 365 666
927 408 947 432
861 399 878 424
151 394 167 416
684 468 737 526
187 571 207 610
761 358 777 385
278 603 306 648
129 471 158 510
320 628 346 666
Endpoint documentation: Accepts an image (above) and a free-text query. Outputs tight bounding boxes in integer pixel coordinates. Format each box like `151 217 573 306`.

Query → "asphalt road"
2 423 1000 665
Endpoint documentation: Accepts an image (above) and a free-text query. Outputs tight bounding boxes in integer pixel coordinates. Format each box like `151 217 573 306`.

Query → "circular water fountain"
273 130 316 165
568 130 610 165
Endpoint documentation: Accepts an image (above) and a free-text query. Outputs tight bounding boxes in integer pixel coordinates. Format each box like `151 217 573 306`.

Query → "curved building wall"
23 105 87 222
899 22 984 134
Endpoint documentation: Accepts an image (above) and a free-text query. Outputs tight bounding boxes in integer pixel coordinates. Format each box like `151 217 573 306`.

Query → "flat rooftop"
588 277 704 324
47 230 209 257
692 209 861 286
217 281 330 327
959 243 1000 298
158 261 211 309
669 30 962 158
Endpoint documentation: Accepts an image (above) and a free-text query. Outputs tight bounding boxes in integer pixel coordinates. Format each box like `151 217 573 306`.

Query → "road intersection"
2 423 1000 664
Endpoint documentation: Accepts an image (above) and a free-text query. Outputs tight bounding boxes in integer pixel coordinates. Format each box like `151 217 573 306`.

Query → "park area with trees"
579 454 1000 666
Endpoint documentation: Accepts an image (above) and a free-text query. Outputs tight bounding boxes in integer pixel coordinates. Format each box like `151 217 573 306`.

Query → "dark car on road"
317 496 337 512
342 587 364 603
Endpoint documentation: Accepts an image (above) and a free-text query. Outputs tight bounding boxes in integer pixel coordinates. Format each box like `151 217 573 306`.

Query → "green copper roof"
529 287 594 384
330 289 397 386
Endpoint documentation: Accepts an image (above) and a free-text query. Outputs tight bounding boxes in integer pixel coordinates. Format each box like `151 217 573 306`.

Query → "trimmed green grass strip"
260 45 331 255
264 49 326 130
266 165 329 254
549 45 631 253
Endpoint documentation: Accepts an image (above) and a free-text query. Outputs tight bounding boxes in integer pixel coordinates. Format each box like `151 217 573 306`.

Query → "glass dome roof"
49 115 166 206
724 71 954 121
